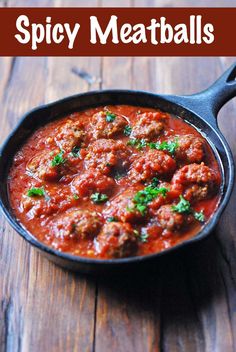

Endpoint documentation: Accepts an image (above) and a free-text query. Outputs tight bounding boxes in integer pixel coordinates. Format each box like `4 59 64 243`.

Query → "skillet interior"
0 90 234 274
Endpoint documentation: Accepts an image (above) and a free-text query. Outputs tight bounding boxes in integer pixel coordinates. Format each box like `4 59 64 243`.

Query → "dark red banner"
0 7 235 56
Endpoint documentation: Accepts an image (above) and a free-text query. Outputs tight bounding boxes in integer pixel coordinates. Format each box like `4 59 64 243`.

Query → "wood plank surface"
0 1 236 352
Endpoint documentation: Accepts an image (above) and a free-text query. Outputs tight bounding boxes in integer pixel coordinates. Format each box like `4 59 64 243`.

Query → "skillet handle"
165 62 236 126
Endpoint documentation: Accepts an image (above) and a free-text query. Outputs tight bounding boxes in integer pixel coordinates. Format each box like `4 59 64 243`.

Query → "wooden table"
1 1 236 351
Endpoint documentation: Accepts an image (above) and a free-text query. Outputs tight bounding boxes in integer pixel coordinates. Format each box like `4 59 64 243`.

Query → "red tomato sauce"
8 105 221 259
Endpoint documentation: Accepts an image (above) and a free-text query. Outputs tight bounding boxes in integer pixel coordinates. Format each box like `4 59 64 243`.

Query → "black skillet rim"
0 89 234 267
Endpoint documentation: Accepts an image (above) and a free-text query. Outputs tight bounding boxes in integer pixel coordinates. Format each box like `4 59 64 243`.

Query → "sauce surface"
8 105 221 259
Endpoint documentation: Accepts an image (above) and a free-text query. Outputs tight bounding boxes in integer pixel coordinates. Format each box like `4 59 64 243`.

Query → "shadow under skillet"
69 232 224 325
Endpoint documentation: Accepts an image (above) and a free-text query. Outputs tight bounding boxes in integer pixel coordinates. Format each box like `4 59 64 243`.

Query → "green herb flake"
150 139 179 155
136 204 147 215
107 216 118 222
124 125 132 136
140 232 149 243
151 177 159 187
194 210 205 222
126 206 135 213
127 138 138 147
149 142 157 149
114 171 125 180
133 230 149 243
27 187 45 197
51 150 66 167
73 194 79 200
106 111 116 122
90 192 108 204
127 138 147 150
137 139 147 150
71 146 80 158
172 195 191 214
131 184 169 215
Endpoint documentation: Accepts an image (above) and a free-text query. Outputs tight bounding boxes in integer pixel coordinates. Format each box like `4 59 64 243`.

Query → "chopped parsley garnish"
27 187 45 197
149 142 157 149
107 216 118 222
128 184 169 215
113 170 126 180
172 196 205 223
127 138 147 150
140 232 149 243
90 193 108 203
124 125 132 136
149 139 179 155
71 146 80 157
73 194 79 200
194 210 205 222
171 195 191 214
138 139 147 149
114 173 123 180
127 138 138 147
133 230 149 243
51 150 66 167
106 111 116 122
151 177 159 188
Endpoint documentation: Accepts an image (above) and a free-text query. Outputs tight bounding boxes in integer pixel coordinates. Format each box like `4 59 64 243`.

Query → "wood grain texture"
0 1 236 352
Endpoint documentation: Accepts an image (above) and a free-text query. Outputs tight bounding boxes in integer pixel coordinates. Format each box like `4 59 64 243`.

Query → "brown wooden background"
1 1 236 351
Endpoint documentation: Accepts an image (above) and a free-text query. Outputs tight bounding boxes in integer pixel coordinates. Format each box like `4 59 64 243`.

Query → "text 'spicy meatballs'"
174 134 205 164
96 222 138 258
54 119 85 152
156 204 192 232
172 162 219 202
71 170 116 198
51 210 102 240
81 139 131 175
130 111 168 140
103 184 145 223
129 149 176 183
90 110 127 139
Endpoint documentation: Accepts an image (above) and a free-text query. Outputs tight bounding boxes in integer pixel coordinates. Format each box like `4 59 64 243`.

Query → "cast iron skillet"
1 63 236 274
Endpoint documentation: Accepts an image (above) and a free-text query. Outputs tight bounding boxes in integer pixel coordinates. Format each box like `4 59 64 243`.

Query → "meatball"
26 150 63 181
26 149 78 182
21 195 47 219
130 111 168 140
172 163 217 185
103 184 145 223
175 134 205 164
82 139 131 175
71 170 116 197
51 210 102 240
183 184 211 202
129 150 176 183
21 193 62 219
156 204 187 232
90 110 127 139
171 163 218 202
55 119 85 152
96 222 138 258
